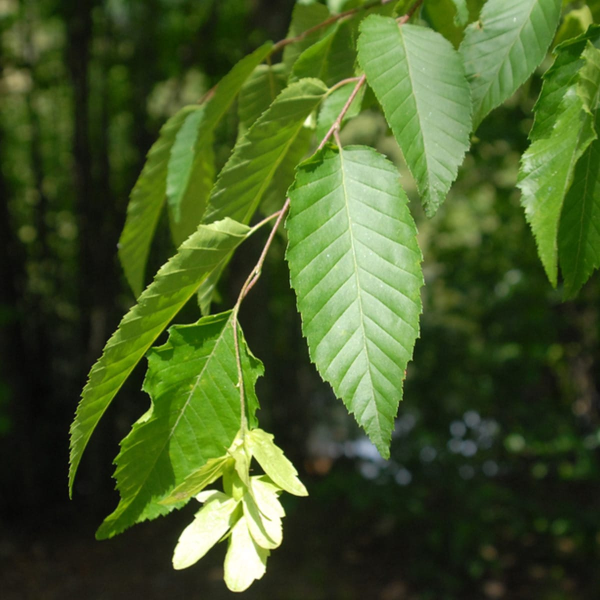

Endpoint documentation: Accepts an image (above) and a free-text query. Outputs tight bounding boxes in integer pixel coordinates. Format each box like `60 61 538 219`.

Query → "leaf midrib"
338 149 382 439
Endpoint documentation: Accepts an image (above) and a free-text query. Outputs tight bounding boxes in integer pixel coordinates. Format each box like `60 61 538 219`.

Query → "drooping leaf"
558 122 600 297
223 516 269 592
518 43 600 285
245 428 308 496
172 495 239 570
198 79 327 313
118 42 273 296
530 26 600 141
166 108 215 246
161 455 234 506
358 15 472 215
238 64 287 136
118 106 199 297
281 2 331 75
286 146 423 457
291 20 357 87
96 312 263 539
459 0 562 129
69 218 251 495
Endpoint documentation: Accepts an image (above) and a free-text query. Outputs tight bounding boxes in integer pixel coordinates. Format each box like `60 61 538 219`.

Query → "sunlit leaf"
96 312 264 539
286 146 423 457
518 43 600 285
160 455 233 506
224 516 269 592
172 495 239 570
245 428 308 496
358 16 472 215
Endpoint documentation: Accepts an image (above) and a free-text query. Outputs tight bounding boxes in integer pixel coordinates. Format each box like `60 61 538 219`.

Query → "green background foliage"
1 0 599 598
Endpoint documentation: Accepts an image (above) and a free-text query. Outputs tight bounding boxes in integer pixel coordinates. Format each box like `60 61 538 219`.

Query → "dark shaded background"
1 1 599 598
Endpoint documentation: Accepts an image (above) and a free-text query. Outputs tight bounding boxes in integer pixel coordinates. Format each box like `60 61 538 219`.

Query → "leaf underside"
286 145 423 457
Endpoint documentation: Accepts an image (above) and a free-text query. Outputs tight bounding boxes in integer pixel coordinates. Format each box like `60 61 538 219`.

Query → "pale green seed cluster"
167 428 307 592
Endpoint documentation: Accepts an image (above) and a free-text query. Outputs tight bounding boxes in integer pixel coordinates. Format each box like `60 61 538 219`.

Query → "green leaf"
118 42 273 296
358 16 472 216
558 121 600 297
204 78 328 225
96 312 264 538
286 146 423 457
291 20 357 87
224 516 269 592
69 218 251 496
198 79 327 313
459 0 562 129
161 455 234 506
282 2 331 75
518 43 600 285
172 494 239 570
166 108 215 246
118 106 199 297
245 428 308 496
238 64 287 136
530 26 600 141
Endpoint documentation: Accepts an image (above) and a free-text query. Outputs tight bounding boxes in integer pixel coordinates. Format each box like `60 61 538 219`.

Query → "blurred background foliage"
0 0 599 599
